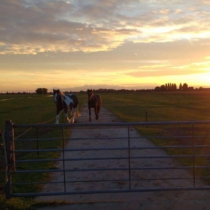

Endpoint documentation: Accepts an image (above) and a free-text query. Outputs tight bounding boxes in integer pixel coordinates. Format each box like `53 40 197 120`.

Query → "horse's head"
87 89 94 100
53 89 60 103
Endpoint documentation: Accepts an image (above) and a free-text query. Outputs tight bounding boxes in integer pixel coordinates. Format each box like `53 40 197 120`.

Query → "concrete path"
36 104 210 210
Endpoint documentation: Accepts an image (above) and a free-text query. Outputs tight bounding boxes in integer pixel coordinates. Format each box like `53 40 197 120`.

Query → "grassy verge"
101 90 210 183
101 91 210 122
1 90 210 209
0 93 87 210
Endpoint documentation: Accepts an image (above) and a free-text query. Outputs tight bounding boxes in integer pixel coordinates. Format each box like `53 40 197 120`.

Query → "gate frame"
4 120 210 199
4 120 15 199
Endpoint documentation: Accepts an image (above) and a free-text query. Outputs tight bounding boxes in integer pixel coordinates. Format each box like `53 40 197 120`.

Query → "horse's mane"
59 90 65 96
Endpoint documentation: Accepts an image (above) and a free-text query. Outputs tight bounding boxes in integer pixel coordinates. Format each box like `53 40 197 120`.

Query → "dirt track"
36 104 210 210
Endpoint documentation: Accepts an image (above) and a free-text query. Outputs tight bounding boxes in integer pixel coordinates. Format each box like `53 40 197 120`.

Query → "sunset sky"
1 0 210 92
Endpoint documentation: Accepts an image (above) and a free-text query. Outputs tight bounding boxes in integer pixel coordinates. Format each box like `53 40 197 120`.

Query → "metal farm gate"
3 120 210 199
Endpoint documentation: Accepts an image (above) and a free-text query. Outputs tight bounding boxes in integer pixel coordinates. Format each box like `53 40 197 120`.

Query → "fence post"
62 126 66 193
145 109 148 128
192 123 196 188
128 125 131 190
4 120 15 199
36 122 39 158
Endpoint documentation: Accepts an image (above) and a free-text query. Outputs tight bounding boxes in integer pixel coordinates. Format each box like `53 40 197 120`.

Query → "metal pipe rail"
12 120 210 127
4 120 210 199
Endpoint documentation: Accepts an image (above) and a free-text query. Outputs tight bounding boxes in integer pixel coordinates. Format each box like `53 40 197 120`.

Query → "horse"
53 89 80 124
87 89 102 122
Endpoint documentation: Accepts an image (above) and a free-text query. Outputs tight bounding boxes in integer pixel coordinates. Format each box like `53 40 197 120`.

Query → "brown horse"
87 89 102 122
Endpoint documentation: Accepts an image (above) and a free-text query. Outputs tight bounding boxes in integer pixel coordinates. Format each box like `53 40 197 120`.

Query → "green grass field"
102 91 210 122
102 91 210 181
1 90 210 209
0 93 87 209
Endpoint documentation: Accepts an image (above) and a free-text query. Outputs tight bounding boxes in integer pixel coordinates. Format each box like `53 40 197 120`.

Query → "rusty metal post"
128 125 131 190
4 120 15 199
62 126 66 192
192 123 196 188
36 122 39 158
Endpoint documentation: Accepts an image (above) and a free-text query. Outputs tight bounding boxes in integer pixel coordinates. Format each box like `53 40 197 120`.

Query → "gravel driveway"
36 104 210 210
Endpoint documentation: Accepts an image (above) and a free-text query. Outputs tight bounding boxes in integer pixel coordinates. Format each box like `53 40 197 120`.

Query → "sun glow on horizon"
1 1 210 92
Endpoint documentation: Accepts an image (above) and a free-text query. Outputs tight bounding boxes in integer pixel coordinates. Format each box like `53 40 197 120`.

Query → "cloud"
126 58 210 78
0 0 140 54
1 0 210 55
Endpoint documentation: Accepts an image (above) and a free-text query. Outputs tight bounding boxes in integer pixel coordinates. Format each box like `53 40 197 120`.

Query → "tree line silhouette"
154 83 201 91
0 84 208 95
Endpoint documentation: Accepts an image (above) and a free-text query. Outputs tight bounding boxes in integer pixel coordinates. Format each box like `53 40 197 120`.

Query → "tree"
183 83 188 91
160 85 166 91
36 88 48 94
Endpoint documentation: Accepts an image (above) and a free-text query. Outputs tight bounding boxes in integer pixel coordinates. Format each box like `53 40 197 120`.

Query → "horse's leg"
55 114 60 124
89 107 91 122
73 106 79 122
95 107 98 120
64 108 70 123
55 109 61 124
96 105 100 120
71 108 76 123
76 107 81 117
